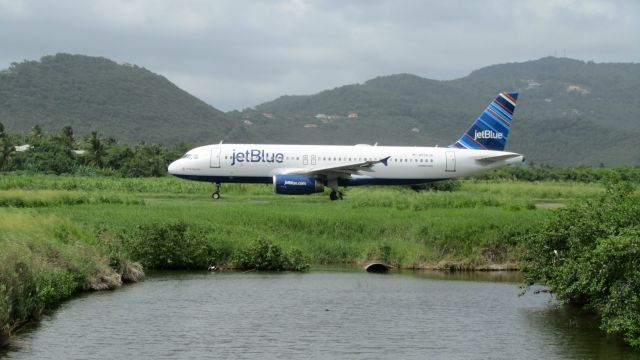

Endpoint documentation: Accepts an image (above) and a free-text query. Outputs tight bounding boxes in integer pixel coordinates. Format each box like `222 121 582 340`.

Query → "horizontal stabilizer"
475 153 522 163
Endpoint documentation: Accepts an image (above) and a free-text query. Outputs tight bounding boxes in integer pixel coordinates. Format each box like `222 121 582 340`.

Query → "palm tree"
0 122 15 169
87 131 106 167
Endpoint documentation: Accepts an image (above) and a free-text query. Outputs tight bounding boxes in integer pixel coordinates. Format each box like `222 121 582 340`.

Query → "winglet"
380 156 390 166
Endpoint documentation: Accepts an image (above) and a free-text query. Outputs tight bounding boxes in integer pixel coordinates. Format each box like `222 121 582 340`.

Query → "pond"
2 269 638 359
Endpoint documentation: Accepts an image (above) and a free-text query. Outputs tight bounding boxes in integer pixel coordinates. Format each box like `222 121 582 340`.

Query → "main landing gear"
327 179 343 201
212 182 221 200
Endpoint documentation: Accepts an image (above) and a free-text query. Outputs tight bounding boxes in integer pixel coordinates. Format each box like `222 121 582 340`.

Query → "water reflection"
522 305 639 359
405 269 522 283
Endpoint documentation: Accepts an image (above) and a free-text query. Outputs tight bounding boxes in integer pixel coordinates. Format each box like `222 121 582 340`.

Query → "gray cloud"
1 0 638 110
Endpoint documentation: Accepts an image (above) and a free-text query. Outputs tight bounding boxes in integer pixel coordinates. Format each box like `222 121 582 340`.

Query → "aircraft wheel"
338 191 343 200
329 191 338 201
212 182 221 200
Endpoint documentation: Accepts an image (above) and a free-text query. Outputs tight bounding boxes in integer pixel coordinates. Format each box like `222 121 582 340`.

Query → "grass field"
0 174 605 267
0 173 608 341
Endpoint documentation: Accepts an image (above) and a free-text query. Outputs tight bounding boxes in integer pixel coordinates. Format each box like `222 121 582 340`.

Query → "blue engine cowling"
273 175 325 195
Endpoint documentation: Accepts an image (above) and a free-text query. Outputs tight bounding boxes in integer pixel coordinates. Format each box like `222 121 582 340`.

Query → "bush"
522 178 640 347
409 179 461 192
0 242 105 341
124 221 226 270
234 238 309 271
584 230 640 346
476 165 640 183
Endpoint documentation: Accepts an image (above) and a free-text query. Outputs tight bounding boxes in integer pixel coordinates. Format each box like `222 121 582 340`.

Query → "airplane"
168 92 523 200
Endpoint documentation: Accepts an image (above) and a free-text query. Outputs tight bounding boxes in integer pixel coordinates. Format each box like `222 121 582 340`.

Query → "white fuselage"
168 144 523 186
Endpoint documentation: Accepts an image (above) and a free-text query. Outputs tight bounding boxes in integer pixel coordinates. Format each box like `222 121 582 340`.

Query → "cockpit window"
181 153 198 159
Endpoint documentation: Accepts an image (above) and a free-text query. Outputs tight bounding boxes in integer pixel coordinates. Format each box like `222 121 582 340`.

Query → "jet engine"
273 175 325 195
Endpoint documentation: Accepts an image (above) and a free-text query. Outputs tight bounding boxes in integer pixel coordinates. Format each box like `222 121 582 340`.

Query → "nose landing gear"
329 190 343 201
212 182 221 200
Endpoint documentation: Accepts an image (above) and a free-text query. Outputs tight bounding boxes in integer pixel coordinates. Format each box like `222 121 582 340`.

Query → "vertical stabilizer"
450 92 518 151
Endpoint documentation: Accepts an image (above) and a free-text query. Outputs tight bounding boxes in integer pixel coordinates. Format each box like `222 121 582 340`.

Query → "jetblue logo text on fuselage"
231 149 284 166
474 130 503 140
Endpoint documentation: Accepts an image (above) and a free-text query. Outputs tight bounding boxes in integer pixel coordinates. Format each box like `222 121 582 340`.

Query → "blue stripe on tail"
449 92 518 151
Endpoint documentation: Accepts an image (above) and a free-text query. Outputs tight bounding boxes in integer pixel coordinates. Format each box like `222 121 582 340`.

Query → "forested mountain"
246 57 640 166
1 55 638 166
0 54 259 145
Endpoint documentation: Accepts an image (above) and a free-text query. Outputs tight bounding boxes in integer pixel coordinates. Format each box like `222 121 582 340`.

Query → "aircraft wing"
475 153 522 163
283 156 391 177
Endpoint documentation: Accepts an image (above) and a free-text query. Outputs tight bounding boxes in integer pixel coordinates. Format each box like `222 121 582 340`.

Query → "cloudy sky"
1 0 638 110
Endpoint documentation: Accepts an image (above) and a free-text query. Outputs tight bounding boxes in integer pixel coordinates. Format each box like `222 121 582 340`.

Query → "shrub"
124 221 226 270
583 230 640 346
234 238 309 271
409 179 461 192
0 244 99 340
522 178 640 347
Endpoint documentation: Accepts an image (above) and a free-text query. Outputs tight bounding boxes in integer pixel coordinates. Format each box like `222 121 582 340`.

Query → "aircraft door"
210 146 221 168
311 155 316 165
445 151 456 172
303 155 309 165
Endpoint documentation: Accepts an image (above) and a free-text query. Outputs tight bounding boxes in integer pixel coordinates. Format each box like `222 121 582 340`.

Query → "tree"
30 124 43 140
11 128 77 174
0 122 15 169
60 126 74 148
119 144 166 177
103 143 133 170
86 131 106 167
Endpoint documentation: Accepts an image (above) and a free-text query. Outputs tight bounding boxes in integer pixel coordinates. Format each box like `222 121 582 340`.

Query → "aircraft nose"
168 160 179 174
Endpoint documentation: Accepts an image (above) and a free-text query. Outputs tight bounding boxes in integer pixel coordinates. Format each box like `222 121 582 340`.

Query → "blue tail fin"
449 92 518 151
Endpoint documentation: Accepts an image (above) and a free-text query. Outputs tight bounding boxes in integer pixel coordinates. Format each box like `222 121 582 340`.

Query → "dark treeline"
0 123 189 177
473 164 640 183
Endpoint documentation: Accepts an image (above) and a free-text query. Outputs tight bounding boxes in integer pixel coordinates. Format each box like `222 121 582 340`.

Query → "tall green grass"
0 190 143 207
35 184 552 267
0 173 264 195
0 211 122 342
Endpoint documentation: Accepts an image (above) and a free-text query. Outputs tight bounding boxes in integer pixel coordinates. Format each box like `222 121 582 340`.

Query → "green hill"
1 54 638 166
0 54 260 145
246 57 640 166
